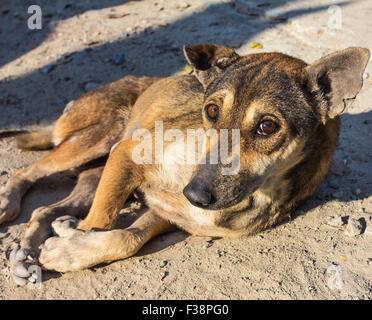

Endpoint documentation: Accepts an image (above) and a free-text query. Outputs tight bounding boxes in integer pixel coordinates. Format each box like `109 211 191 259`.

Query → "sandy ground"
0 0 371 300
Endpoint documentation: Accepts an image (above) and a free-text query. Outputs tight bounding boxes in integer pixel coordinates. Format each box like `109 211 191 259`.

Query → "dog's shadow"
293 110 372 219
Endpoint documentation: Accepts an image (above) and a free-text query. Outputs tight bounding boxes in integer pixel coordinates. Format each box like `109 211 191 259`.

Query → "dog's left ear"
305 47 370 122
183 44 240 89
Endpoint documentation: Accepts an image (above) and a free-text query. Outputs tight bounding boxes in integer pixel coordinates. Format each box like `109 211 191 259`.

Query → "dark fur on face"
183 44 369 211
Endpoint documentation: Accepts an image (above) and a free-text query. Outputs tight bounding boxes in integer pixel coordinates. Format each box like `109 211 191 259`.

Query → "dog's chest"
142 163 219 233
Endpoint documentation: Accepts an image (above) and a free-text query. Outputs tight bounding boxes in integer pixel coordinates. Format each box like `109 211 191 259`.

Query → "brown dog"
1 44 368 284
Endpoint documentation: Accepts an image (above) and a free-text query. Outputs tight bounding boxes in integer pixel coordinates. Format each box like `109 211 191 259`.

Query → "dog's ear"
183 44 240 89
305 47 370 122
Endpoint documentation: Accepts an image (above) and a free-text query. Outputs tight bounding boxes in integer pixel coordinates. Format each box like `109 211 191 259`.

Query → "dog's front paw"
39 232 95 272
0 192 21 225
51 215 83 237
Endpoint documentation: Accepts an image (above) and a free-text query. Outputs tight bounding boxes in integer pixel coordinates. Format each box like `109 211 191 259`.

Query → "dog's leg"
39 209 175 272
9 166 103 286
0 136 110 225
77 139 143 231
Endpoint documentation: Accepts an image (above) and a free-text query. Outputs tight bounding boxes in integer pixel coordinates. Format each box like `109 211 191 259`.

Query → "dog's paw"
51 215 83 238
9 246 41 286
39 232 95 272
0 192 21 225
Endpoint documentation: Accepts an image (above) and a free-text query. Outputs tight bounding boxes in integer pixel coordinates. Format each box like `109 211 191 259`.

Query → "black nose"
183 181 215 207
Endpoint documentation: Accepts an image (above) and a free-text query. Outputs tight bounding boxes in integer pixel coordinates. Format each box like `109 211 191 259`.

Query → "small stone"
112 53 125 65
327 179 339 189
160 271 168 280
353 188 361 196
40 64 54 74
84 82 100 91
326 215 344 227
345 218 364 237
159 260 168 268
330 159 351 176
332 190 344 199
202 241 212 249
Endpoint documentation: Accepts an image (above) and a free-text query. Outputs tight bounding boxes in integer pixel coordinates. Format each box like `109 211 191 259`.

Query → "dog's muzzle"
183 179 216 208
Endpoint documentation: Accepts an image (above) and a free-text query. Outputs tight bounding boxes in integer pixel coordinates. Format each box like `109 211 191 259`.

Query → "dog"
0 44 368 285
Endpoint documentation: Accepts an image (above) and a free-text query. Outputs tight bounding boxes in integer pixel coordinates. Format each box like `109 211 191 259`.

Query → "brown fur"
1 45 369 274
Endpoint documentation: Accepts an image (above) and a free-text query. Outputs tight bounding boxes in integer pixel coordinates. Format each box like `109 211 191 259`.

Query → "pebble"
159 260 168 268
160 271 168 281
330 159 351 176
326 215 344 227
327 179 339 189
345 218 364 237
202 241 212 248
112 53 125 65
332 190 344 199
40 64 54 74
84 82 101 91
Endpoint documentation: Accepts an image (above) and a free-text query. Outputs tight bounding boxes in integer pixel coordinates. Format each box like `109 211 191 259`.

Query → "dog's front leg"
39 209 175 272
77 139 143 231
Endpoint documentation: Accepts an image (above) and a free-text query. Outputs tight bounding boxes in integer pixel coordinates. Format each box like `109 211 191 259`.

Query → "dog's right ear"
183 44 240 89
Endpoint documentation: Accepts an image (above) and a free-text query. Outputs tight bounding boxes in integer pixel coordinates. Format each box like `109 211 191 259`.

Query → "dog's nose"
183 181 214 207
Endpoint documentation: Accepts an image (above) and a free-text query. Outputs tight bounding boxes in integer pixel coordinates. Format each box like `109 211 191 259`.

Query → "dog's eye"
205 104 219 121
257 120 277 136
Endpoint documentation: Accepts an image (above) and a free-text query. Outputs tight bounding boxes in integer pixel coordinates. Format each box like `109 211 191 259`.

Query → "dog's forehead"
209 52 307 96
209 53 309 109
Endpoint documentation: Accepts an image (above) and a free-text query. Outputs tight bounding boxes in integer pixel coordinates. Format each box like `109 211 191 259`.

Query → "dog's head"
182 44 369 210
